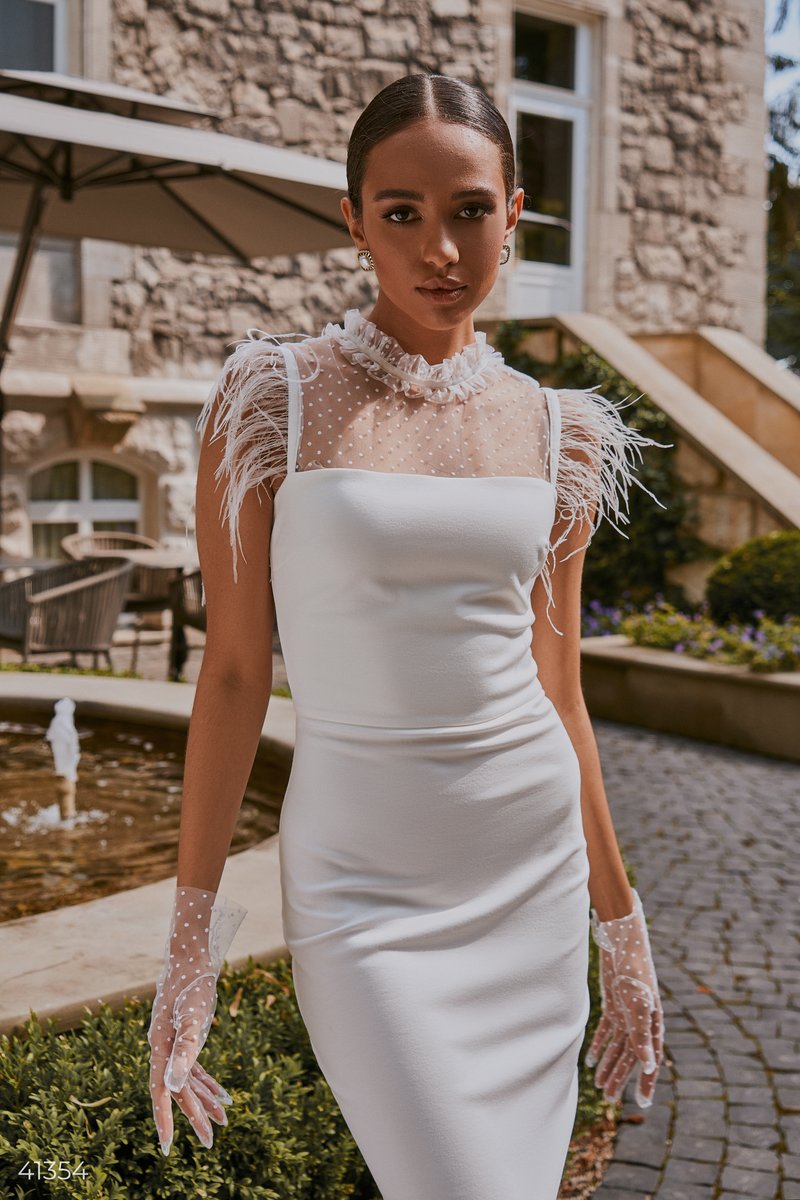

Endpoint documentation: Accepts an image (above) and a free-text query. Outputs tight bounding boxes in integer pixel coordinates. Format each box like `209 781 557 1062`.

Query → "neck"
366 297 478 364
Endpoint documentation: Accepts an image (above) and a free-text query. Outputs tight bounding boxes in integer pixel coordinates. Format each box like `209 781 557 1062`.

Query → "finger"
165 1021 206 1093
614 977 656 1058
149 1057 174 1154
586 1014 614 1068
186 1068 229 1127
594 1026 628 1090
651 997 665 1063
191 1060 234 1105
166 978 218 1092
603 1040 638 1103
173 1079 215 1149
635 1058 658 1108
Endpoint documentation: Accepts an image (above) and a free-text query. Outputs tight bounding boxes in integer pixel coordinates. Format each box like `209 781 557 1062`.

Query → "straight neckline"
274 466 556 506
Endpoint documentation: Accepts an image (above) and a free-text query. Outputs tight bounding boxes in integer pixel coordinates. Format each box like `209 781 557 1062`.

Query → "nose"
422 230 460 269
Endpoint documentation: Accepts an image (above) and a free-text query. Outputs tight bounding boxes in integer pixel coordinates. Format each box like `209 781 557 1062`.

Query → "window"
515 12 575 90
510 10 590 273
0 0 67 71
0 235 81 324
28 457 142 559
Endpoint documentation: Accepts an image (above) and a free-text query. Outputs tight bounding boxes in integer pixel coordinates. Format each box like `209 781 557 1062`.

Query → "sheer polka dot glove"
147 884 247 1156
585 888 665 1109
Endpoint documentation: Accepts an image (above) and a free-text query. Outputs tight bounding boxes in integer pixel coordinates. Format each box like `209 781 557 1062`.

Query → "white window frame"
28 451 142 537
508 10 593 314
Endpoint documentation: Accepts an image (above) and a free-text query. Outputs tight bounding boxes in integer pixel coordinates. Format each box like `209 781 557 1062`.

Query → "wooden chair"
0 557 135 668
168 568 206 680
62 532 174 672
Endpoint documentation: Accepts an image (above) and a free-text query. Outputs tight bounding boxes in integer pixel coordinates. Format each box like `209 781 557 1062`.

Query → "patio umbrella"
0 69 352 541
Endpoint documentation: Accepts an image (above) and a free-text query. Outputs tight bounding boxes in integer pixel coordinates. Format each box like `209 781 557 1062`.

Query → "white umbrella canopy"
0 68 218 123
0 82 350 260
0 70 353 545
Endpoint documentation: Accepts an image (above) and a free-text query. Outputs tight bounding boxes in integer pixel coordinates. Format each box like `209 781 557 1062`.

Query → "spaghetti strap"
281 343 302 477
542 387 561 489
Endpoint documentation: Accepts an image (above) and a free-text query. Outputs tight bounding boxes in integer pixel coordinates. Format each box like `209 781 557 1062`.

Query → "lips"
419 280 467 291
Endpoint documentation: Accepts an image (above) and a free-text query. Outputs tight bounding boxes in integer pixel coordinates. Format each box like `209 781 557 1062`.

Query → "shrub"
0 958 379 1199
705 530 800 624
0 913 628 1198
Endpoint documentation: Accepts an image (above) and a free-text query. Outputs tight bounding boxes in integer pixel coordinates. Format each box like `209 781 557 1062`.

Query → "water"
0 706 287 922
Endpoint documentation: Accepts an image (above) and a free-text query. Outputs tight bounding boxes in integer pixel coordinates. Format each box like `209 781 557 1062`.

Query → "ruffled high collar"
322 308 506 403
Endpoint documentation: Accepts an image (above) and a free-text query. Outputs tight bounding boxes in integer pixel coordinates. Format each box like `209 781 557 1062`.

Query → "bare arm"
175 376 277 893
531 508 635 922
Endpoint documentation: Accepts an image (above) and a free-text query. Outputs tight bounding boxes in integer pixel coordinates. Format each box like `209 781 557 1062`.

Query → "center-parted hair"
346 73 517 221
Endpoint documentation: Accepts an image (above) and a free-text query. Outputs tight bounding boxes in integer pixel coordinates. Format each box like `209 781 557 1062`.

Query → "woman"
148 72 666 1199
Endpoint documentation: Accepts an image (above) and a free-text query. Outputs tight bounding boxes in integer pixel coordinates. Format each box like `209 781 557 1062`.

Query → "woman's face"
341 117 524 339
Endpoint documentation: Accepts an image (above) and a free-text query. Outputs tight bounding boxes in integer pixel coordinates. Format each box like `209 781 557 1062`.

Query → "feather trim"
539 387 672 637
194 328 319 604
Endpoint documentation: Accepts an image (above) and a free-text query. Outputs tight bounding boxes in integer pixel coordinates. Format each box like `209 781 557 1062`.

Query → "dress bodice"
195 309 668 656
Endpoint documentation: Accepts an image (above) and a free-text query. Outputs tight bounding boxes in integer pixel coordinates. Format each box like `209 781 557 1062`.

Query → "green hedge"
705 530 800 624
0 874 638 1200
493 325 710 609
0 959 377 1200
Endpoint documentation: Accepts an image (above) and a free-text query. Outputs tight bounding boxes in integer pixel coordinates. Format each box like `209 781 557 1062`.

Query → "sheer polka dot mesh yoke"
586 888 665 1108
148 885 247 1155
293 335 551 482
194 308 670 630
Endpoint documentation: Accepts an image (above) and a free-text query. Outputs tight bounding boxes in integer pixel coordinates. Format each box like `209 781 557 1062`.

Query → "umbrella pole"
0 181 48 552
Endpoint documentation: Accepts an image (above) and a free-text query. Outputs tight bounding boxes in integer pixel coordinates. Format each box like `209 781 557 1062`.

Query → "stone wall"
613 0 764 336
107 0 766 371
110 0 498 373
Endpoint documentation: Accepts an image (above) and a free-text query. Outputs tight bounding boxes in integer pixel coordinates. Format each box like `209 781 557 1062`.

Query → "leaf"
229 985 244 1017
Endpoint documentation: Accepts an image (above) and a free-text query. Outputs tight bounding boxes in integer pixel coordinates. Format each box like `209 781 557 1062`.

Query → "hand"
148 884 247 1155
585 888 665 1108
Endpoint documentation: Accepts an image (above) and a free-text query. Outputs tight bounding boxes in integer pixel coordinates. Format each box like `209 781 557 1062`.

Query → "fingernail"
644 1060 656 1073
160 1136 172 1156
216 1086 233 1105
219 1109 228 1127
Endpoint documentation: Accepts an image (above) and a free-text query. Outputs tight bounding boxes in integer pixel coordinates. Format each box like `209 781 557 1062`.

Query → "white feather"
194 329 319 604
539 387 672 637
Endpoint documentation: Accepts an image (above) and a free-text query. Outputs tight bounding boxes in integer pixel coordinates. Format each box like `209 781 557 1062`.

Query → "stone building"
3 0 790 583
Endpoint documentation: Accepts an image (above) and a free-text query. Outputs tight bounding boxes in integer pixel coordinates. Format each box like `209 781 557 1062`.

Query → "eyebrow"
372 187 499 202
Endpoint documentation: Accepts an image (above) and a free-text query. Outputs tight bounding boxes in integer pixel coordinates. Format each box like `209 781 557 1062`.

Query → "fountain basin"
0 671 294 1036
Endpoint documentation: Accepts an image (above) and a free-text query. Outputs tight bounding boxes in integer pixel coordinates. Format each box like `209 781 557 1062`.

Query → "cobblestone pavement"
591 720 800 1200
6 632 799 1199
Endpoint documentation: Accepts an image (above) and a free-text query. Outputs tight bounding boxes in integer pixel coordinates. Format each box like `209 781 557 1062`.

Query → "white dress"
196 309 666 1200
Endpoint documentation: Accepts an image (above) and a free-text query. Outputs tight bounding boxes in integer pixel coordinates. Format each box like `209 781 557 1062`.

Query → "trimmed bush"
0 905 630 1199
0 958 379 1199
705 530 800 624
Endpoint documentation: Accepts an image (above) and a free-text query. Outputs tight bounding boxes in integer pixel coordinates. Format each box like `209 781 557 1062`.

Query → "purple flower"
674 642 685 652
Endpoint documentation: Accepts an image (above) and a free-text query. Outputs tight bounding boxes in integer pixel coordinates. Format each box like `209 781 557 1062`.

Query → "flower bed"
582 595 800 673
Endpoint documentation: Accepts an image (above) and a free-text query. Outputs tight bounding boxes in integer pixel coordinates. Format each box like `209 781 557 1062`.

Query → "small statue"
45 697 81 822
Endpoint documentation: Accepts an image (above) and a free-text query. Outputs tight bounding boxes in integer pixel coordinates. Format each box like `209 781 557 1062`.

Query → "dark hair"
346 73 517 221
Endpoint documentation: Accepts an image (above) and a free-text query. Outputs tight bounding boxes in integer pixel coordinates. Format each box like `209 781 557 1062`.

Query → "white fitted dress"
196 309 666 1200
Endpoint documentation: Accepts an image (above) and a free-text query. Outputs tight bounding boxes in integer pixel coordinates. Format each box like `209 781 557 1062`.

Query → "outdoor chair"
62 531 174 672
168 568 206 680
0 557 135 668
